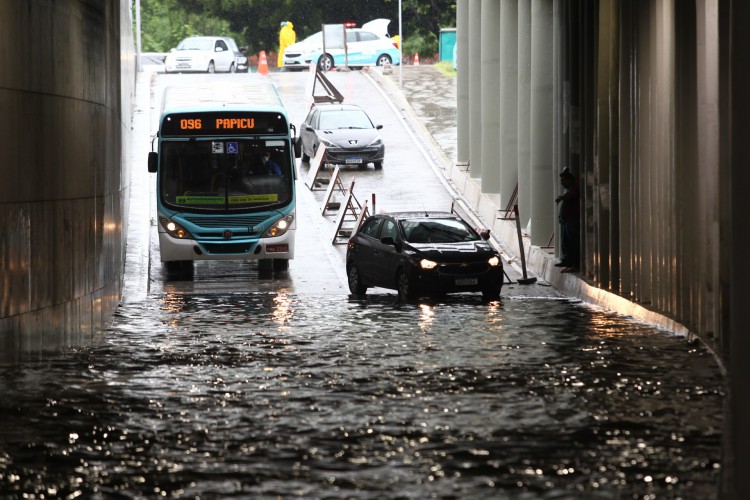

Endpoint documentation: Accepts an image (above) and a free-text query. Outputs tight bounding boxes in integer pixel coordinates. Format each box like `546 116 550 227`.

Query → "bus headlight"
159 218 193 239
264 214 294 238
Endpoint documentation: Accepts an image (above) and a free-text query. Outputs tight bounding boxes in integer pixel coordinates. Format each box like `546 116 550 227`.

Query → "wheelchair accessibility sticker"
226 142 239 154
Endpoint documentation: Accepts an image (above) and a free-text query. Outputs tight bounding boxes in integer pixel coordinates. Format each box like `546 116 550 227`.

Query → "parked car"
164 36 241 73
346 212 504 301
222 37 249 73
283 19 400 71
297 103 384 169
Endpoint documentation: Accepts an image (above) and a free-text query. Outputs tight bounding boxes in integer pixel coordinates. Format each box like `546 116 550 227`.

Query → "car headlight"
368 137 383 147
159 218 193 239
264 214 295 238
488 255 500 267
420 258 438 270
319 137 336 148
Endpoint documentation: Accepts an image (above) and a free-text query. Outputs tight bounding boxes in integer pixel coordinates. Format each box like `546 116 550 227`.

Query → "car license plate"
266 244 288 253
345 157 363 164
455 278 478 286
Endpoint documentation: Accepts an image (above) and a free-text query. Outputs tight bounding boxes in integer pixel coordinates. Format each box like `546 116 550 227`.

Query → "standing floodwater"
0 292 723 498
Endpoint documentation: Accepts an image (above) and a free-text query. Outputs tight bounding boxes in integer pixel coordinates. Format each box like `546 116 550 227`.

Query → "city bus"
148 82 297 277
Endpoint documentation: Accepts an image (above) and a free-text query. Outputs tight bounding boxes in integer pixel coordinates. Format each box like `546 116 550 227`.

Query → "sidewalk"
369 64 693 337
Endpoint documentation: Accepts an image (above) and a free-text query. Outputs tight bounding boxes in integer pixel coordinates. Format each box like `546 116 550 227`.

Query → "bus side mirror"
148 152 158 173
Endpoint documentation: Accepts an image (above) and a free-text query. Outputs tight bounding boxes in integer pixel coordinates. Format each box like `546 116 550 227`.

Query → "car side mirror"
215 47 224 52
148 152 158 173
376 124 383 130
479 229 491 240
380 236 396 246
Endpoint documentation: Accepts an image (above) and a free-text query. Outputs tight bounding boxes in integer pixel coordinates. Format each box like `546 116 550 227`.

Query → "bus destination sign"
161 111 288 137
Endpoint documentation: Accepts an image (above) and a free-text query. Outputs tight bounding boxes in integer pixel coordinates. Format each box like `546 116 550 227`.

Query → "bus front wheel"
273 259 289 272
164 260 193 280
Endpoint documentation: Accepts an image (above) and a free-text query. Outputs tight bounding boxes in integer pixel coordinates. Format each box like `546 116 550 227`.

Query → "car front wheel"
347 263 367 295
482 285 502 301
397 269 417 302
207 61 215 73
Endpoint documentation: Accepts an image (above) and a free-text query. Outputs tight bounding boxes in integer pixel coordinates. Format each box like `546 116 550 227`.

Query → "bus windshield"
159 139 292 212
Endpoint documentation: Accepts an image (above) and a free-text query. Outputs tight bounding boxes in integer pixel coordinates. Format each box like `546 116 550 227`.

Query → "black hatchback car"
346 211 504 301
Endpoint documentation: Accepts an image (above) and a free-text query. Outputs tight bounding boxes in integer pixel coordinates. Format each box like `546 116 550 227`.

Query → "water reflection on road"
0 292 723 498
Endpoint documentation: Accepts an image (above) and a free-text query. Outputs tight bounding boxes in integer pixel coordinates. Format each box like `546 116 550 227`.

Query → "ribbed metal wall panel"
0 0 135 361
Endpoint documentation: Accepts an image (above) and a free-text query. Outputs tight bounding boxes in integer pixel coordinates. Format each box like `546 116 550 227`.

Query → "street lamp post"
399 0 403 88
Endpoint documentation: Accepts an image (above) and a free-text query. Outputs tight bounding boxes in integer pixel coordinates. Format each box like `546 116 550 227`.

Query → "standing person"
554 167 580 272
278 21 296 69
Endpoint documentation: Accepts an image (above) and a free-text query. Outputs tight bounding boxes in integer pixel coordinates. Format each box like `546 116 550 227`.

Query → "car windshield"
319 110 373 130
401 218 481 244
177 38 213 51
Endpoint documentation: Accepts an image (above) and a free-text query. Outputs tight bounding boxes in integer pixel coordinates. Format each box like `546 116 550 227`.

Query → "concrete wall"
0 0 135 361
455 0 748 494
455 0 731 354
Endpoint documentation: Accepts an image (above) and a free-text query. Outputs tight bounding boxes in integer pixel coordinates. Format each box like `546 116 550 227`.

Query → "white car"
164 36 239 73
283 19 400 71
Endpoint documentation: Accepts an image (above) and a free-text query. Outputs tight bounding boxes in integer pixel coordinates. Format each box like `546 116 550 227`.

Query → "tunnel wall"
454 0 730 353
0 0 135 361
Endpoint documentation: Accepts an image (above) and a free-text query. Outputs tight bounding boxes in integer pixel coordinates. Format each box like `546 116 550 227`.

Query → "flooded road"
0 69 725 498
0 291 723 498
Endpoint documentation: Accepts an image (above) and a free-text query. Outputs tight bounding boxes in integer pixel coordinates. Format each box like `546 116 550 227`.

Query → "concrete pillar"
468 0 483 178
456 0 470 165
594 0 617 289
618 1 634 299
480 0 501 194
529 0 554 245
696 0 720 337
517 1 532 229
499 0 519 208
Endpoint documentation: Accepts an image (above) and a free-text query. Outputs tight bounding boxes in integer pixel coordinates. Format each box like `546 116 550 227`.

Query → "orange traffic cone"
258 50 269 75
413 52 420 66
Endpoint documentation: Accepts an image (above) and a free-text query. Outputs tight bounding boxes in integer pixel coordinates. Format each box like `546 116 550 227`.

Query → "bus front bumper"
158 231 296 262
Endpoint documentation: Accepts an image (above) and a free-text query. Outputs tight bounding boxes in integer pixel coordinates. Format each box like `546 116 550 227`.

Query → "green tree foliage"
138 0 455 58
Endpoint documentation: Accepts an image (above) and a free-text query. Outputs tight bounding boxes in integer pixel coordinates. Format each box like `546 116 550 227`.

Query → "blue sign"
226 142 239 154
